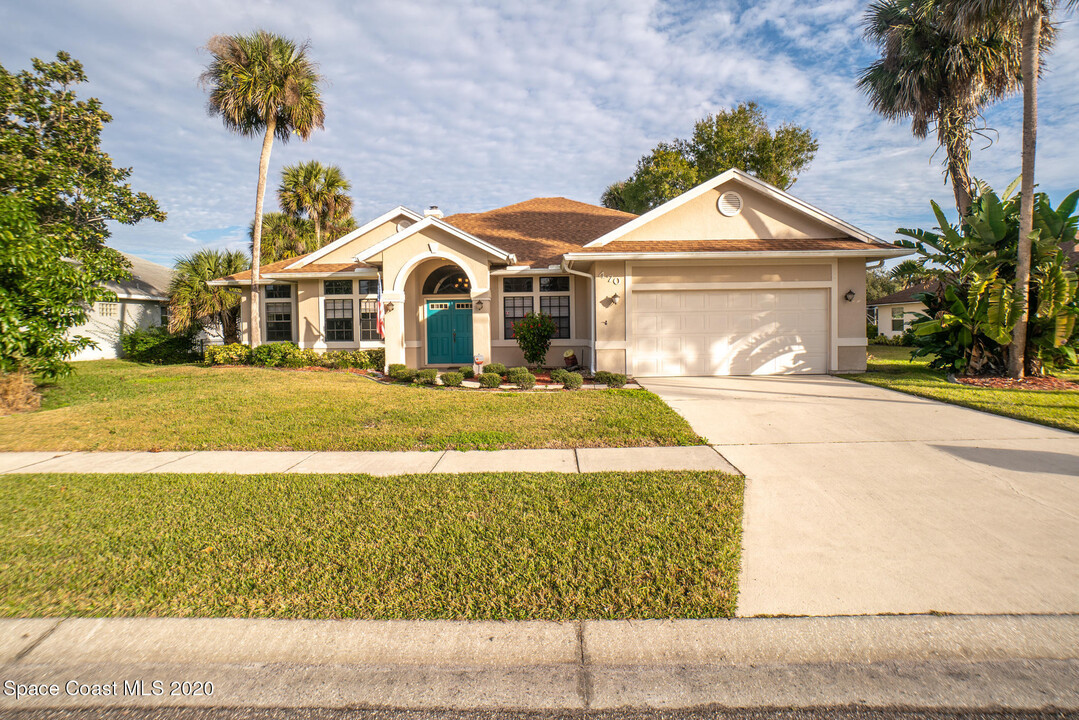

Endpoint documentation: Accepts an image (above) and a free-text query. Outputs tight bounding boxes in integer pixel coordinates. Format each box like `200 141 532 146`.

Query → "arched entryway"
422 264 474 365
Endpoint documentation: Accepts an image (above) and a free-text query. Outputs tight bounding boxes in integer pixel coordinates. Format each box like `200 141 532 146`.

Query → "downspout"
865 259 885 270
560 258 596 374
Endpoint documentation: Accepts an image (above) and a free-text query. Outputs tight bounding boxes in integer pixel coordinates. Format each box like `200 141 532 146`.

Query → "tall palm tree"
278 160 353 246
200 30 325 346
945 0 1072 379
859 0 1037 217
169 249 250 344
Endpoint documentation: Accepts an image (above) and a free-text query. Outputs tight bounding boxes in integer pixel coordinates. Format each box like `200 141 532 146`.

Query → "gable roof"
444 197 637 267
584 168 887 248
209 253 373 285
353 214 517 264
868 282 940 306
286 206 422 269
107 253 173 300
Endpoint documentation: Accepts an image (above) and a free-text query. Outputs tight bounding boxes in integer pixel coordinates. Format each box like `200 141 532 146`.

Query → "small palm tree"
278 160 353 246
200 30 325 346
251 212 312 265
890 259 935 288
169 249 250 344
859 0 1040 217
944 0 1073 378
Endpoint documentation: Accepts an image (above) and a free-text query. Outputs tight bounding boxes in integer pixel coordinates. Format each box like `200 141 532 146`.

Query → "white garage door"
632 289 829 376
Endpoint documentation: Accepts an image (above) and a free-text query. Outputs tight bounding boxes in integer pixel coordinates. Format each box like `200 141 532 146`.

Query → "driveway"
638 376 1079 617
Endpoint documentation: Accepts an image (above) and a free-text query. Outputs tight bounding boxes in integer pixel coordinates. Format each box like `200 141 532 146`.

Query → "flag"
376 273 385 339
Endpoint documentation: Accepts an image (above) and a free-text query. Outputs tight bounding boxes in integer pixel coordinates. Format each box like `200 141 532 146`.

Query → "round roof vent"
396 219 414 233
717 191 743 217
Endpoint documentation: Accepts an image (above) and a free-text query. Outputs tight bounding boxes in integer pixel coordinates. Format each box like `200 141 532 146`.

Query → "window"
266 302 293 341
265 284 291 299
97 302 119 318
325 299 354 341
892 307 905 332
159 304 169 327
540 296 570 339
502 277 532 293
358 299 379 340
539 276 569 292
324 279 352 295
504 296 533 338
357 279 379 295
866 307 878 326
423 265 471 295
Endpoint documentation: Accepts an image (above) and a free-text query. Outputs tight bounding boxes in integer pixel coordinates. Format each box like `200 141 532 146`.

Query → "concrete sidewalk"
2 615 1077 711
0 446 740 475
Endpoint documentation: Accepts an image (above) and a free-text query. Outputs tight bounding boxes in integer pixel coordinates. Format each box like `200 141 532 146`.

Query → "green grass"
0 471 743 619
0 360 703 451
845 344 1079 433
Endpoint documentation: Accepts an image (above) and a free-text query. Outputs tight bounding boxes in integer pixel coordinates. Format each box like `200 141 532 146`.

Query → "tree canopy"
0 53 165 377
601 103 818 214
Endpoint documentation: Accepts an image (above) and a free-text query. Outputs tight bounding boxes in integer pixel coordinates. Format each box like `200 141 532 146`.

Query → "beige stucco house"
867 285 935 339
209 169 908 376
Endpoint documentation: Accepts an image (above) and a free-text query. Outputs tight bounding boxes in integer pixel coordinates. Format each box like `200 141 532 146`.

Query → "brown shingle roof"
216 253 370 283
579 238 882 254
868 282 940 306
443 197 636 267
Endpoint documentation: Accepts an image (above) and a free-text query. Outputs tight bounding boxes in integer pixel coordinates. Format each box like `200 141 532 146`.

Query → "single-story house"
69 252 173 361
867 284 936 339
209 169 909 376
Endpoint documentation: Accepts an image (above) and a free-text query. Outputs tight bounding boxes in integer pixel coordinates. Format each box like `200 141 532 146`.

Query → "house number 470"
598 271 621 285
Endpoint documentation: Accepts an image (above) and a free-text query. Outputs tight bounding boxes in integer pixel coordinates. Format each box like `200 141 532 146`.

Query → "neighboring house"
209 169 908 376
69 253 173 361
867 284 937 339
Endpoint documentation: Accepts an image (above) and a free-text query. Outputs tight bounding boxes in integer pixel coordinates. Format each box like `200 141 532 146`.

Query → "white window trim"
259 284 297 344
500 274 574 341
313 279 387 350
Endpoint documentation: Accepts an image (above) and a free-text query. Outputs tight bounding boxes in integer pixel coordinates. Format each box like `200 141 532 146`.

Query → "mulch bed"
956 375 1079 391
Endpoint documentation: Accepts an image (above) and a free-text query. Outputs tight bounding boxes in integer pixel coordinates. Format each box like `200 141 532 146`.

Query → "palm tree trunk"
249 116 277 347
941 111 972 218
1009 10 1040 379
314 214 321 247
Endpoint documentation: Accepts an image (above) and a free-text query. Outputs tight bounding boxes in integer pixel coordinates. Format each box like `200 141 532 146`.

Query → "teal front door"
426 301 473 365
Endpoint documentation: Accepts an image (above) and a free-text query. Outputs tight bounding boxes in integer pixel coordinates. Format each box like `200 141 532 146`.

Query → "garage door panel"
632 289 829 376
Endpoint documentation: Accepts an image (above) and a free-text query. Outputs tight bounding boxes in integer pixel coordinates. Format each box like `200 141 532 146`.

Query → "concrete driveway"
638 376 1079 617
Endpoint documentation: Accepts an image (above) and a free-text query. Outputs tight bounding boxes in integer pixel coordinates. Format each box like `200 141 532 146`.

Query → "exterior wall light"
611 293 621 305
475 299 484 311
384 301 395 312
844 290 856 302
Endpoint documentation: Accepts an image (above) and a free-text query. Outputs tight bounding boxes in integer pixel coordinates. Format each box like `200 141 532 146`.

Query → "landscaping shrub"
593 371 627 388
867 322 879 340
478 372 503 388
550 367 570 384
514 372 536 390
390 366 416 383
205 343 251 365
505 366 531 384
459 365 475 379
366 348 385 370
387 363 407 376
121 326 197 364
290 348 321 368
511 312 557 367
415 368 438 385
441 371 464 387
562 371 583 390
250 342 304 368
485 363 507 376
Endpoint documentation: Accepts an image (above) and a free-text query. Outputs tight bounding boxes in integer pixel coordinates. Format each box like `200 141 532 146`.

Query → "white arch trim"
391 251 487 294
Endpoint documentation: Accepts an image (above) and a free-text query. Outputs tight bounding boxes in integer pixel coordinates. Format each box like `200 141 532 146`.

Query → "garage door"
632 289 828 376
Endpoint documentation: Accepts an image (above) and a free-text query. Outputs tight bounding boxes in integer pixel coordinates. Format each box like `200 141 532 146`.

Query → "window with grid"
503 296 533 339
265 284 291 298
325 299 354 341
540 296 570 339
159 304 169 328
358 299 379 340
891 307 905 332
324 279 352 295
97 302 118 318
266 302 292 341
357 279 379 295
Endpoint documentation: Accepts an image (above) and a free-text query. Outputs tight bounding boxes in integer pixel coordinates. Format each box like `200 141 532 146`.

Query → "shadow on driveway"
931 444 1079 477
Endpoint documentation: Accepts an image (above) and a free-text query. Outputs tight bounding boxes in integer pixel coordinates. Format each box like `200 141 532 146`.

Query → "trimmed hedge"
550 367 570 384
562 372 583 390
415 368 438 385
485 363 507 376
441 371 464 387
205 344 382 370
593 371 627 388
121 327 197 364
514 372 536 390
478 372 503 388
459 365 475 379
390 366 417 383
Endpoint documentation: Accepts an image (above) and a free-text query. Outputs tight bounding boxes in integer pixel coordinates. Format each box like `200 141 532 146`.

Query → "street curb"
2 615 1077 711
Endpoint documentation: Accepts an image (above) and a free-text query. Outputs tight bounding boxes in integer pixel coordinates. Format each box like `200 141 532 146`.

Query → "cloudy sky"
2 0 1077 266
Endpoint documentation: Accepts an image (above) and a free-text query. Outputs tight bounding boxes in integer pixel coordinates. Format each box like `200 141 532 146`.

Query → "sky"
2 0 1077 267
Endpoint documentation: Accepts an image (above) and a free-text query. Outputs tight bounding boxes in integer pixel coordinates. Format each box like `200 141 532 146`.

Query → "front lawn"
0 470 743 620
846 345 1079 433
0 360 703 451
